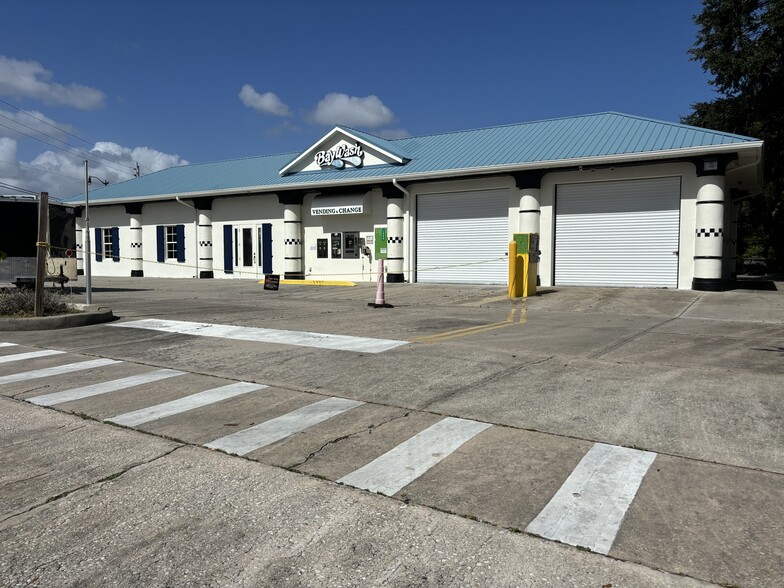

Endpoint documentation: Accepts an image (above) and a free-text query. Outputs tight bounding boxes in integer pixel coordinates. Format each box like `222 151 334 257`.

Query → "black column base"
199 270 214 279
284 272 304 280
692 277 723 291
386 273 405 283
130 270 144 277
77 269 84 276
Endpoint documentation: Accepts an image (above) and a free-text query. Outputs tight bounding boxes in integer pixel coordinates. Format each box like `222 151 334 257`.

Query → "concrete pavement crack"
0 445 184 526
287 410 411 470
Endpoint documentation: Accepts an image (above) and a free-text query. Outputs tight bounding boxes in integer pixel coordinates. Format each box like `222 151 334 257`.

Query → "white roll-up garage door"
555 177 681 288
417 189 509 284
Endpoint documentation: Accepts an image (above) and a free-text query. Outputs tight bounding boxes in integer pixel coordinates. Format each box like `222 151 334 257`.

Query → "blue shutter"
223 225 233 274
156 226 165 262
262 223 273 274
111 227 120 262
176 224 185 263
95 228 103 262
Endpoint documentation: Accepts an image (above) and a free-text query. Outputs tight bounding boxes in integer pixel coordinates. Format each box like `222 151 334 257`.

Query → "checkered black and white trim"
388 236 404 244
284 238 302 245
130 242 142 248
696 228 723 237
199 240 213 247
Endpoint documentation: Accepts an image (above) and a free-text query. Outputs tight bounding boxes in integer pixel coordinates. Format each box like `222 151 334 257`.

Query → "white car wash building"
69 112 763 291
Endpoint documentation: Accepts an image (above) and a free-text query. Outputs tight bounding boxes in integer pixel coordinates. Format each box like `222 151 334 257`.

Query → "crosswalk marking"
337 417 492 496
27 368 183 406
106 382 266 427
0 358 121 386
205 397 364 455
0 349 66 363
525 442 657 555
111 319 408 354
0 342 18 347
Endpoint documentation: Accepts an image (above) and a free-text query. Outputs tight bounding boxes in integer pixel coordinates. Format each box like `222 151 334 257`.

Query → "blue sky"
0 0 715 198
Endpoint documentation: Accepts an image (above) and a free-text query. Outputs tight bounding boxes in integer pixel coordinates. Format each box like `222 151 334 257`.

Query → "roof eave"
80 141 763 206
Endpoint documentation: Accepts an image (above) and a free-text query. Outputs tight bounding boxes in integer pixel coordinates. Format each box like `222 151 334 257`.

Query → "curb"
0 307 115 331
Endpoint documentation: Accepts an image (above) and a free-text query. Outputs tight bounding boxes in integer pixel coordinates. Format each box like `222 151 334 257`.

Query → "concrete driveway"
1 277 782 587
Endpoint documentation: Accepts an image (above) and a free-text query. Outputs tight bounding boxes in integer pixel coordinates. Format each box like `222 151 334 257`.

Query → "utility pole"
84 160 93 304
34 192 48 317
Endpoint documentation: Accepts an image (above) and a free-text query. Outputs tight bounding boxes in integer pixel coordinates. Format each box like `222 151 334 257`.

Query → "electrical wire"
0 118 134 178
0 159 83 184
0 180 39 195
0 97 152 173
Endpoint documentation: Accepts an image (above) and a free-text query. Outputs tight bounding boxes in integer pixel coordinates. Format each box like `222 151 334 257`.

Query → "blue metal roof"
71 112 761 204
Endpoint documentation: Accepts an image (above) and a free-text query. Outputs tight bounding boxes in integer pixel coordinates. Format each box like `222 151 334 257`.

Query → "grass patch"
0 288 76 317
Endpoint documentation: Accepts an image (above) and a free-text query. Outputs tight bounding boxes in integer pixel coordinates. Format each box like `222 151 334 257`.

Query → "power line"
0 97 152 173
0 180 38 196
0 158 83 184
0 119 134 177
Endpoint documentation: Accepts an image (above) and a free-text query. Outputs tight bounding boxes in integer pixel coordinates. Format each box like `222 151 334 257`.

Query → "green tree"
683 0 784 271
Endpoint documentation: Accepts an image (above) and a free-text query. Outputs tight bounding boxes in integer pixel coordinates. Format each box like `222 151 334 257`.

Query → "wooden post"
34 192 48 317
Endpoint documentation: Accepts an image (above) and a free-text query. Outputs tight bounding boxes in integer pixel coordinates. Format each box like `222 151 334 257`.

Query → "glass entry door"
235 225 262 278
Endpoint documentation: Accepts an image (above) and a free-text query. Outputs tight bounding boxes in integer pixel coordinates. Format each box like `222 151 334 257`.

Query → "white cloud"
0 108 76 143
0 136 188 199
239 84 290 117
310 93 395 128
0 56 106 110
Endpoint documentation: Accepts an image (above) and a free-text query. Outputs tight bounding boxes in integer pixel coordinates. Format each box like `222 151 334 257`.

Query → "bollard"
368 258 393 308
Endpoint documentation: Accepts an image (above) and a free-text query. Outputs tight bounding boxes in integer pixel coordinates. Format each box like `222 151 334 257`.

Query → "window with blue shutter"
223 225 233 274
95 227 103 262
156 226 165 262
175 224 185 263
111 227 120 262
262 223 273 274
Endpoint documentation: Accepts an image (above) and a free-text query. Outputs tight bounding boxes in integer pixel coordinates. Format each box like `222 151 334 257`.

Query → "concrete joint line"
0 445 184 526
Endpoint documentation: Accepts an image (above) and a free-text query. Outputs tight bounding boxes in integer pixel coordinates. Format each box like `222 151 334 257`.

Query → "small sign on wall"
263 274 280 290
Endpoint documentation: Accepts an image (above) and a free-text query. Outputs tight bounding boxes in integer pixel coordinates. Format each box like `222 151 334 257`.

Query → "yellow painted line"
413 300 527 344
259 279 357 287
411 319 514 343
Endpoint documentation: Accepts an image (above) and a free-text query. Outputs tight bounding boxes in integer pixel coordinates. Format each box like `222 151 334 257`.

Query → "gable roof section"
278 125 411 176
70 112 762 204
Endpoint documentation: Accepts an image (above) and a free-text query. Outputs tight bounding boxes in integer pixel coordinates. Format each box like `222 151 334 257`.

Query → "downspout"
391 179 410 282
175 196 199 279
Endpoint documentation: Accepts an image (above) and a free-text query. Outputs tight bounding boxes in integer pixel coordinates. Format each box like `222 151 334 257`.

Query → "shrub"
0 288 72 317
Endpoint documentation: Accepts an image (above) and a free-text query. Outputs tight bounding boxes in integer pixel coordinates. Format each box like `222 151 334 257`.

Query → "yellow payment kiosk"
508 233 540 298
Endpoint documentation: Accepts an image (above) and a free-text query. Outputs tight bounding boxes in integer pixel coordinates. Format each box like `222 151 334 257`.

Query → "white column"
129 214 144 277
283 203 303 279
75 212 84 276
519 188 541 234
197 210 214 279
693 175 725 291
386 196 405 282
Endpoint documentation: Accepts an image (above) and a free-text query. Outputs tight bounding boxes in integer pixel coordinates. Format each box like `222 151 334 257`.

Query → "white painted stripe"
28 368 183 406
106 382 265 427
338 417 492 496
525 443 657 555
206 397 364 455
0 358 121 386
0 342 18 347
0 349 66 363
111 319 407 354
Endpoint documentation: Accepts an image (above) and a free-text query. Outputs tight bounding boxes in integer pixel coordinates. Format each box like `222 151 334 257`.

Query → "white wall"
87 205 131 277
405 175 518 284
539 162 698 289
302 189 386 282
213 194 285 279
